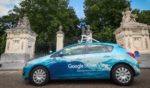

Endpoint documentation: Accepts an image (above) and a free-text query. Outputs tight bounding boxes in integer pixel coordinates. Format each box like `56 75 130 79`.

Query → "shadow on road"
48 79 112 84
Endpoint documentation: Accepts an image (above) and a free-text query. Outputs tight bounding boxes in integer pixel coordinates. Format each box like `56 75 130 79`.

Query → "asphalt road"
0 69 150 88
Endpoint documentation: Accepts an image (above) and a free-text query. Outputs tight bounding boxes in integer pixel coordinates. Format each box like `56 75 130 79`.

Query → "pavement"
141 54 150 68
0 69 150 88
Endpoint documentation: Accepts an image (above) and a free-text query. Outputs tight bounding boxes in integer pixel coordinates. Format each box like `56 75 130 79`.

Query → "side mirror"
59 53 64 57
49 50 53 54
59 52 65 57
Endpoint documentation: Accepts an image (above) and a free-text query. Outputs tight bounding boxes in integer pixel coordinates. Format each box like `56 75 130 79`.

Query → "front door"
50 44 86 79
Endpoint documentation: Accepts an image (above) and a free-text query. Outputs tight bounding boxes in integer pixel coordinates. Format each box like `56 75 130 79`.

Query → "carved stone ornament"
121 8 137 24
17 16 30 30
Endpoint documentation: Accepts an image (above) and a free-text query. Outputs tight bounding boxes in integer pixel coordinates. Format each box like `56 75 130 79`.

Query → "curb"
0 69 22 71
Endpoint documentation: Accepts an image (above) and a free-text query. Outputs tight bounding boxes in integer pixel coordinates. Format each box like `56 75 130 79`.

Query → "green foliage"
132 9 150 36
1 0 150 55
84 0 130 42
0 14 19 54
0 34 6 55
93 26 115 42
0 14 19 34
132 9 150 25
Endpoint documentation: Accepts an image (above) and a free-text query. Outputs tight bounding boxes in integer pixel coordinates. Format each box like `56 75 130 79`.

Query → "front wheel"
111 64 134 86
30 66 49 86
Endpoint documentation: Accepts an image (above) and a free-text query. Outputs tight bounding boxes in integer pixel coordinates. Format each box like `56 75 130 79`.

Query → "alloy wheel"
115 67 131 84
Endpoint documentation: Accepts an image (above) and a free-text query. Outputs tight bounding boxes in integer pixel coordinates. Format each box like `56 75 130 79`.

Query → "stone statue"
121 8 137 24
17 15 30 29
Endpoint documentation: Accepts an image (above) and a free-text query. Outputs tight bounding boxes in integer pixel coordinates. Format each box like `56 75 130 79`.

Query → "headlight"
25 61 33 66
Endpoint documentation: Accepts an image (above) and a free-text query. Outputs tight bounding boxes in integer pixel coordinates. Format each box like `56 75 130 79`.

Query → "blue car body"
23 42 140 80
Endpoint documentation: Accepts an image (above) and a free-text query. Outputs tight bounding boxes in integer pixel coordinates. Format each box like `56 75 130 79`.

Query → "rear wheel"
111 64 134 86
30 66 49 86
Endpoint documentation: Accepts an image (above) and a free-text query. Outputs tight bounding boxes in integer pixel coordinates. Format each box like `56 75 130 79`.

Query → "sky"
0 0 20 17
0 0 150 18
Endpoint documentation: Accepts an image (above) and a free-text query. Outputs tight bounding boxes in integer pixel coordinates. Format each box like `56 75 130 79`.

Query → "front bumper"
22 64 34 80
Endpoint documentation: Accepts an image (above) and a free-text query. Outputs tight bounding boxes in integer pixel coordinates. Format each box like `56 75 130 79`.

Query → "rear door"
82 44 113 78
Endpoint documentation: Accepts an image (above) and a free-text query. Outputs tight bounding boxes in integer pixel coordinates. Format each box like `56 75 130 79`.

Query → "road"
0 69 150 88
141 54 150 68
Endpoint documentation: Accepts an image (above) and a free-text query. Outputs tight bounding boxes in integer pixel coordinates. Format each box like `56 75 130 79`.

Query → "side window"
105 45 113 52
87 44 113 54
51 50 62 57
63 45 85 56
51 44 85 57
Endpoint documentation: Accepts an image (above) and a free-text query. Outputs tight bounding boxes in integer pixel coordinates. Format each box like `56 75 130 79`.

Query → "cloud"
0 0 21 17
0 5 10 16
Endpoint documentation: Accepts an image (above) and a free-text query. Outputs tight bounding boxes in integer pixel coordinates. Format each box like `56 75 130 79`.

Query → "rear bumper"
133 64 141 77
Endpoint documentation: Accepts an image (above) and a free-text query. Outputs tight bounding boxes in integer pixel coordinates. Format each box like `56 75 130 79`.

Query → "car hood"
27 55 54 65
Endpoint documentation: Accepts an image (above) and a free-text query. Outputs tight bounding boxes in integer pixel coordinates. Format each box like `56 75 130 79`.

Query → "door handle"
76 58 82 60
104 56 111 58
70 58 82 61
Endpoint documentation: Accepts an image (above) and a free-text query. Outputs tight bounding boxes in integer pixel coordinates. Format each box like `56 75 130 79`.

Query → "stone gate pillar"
56 26 64 51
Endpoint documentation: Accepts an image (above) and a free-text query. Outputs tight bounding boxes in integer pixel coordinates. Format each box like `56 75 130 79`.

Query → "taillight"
134 51 141 64
127 52 135 58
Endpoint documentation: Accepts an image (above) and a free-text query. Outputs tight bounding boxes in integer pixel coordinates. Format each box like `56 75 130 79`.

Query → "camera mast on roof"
77 22 100 43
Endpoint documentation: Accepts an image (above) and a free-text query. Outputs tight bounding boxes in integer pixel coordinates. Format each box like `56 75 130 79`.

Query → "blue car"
23 42 140 86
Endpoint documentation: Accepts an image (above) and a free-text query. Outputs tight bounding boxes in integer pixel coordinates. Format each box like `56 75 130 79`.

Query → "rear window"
105 45 114 52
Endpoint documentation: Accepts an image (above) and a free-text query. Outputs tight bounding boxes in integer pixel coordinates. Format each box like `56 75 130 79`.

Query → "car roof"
56 42 120 52
69 42 119 46
77 42 118 46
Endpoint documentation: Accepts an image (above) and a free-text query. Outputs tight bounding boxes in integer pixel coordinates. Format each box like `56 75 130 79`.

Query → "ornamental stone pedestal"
56 26 64 51
0 16 37 69
114 8 150 54
114 9 150 68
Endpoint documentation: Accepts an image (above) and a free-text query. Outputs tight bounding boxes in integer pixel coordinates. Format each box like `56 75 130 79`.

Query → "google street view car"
23 42 140 86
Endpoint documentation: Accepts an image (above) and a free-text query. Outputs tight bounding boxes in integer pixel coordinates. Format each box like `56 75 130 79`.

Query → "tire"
111 64 134 86
30 66 49 86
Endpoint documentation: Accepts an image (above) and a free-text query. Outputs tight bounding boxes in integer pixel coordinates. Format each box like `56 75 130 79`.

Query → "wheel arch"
110 62 136 77
29 65 50 79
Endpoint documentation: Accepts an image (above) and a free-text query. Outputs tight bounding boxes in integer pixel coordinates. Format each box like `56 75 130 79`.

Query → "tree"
132 9 150 36
84 0 130 42
12 0 79 53
132 9 150 25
